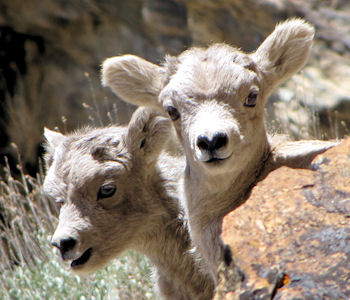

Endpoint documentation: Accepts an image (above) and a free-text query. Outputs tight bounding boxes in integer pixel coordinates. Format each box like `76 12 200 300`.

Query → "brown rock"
217 138 350 299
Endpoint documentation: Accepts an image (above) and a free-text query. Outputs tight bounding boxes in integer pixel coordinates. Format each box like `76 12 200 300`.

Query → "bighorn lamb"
101 19 336 280
43 107 214 300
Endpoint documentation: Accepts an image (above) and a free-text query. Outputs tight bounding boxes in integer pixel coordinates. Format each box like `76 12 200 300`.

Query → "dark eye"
244 92 258 107
97 184 117 200
167 106 180 121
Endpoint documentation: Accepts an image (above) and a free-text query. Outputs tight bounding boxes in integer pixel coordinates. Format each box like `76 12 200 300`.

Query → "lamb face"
43 109 171 274
159 45 266 176
102 19 315 181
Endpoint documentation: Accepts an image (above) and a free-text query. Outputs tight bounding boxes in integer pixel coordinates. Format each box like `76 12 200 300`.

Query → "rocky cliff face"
0 0 163 173
216 138 350 299
0 0 349 174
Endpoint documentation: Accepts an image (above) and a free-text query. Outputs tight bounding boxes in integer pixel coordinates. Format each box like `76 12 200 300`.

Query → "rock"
0 0 191 175
216 138 350 299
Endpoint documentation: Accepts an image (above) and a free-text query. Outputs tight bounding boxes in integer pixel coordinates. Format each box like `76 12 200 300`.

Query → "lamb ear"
126 107 171 164
267 139 337 171
44 128 65 150
43 128 66 168
101 55 163 109
253 19 314 90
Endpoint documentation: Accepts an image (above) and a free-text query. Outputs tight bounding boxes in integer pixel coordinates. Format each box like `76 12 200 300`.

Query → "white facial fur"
158 46 265 177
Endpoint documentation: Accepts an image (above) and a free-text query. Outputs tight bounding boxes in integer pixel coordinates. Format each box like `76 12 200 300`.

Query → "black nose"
197 132 228 152
52 237 77 256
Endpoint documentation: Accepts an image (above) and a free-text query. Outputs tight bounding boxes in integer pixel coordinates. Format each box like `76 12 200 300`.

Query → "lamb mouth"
71 248 93 268
205 155 231 164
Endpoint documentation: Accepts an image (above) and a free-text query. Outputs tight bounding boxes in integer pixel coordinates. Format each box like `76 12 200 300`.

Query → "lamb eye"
244 92 258 107
97 184 117 200
167 106 180 121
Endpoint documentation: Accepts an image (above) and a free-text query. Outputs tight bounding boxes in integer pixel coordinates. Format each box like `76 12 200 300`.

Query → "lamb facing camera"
102 19 337 282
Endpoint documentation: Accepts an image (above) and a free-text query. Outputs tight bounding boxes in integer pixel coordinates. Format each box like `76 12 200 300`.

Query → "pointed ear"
101 55 163 108
43 128 66 168
126 107 171 165
253 19 314 90
268 139 337 170
44 127 65 150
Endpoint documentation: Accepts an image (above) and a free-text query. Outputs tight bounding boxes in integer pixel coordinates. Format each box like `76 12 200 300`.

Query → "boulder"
216 138 350 299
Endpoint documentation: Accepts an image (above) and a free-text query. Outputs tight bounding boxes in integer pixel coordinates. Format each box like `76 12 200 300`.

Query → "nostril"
197 135 211 151
213 132 228 150
59 238 77 254
51 241 59 249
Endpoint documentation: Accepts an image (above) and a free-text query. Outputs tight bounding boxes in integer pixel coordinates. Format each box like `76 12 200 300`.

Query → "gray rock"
0 0 349 171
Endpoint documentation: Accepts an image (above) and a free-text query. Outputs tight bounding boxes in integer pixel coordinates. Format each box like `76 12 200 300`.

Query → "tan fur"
43 108 214 300
101 19 337 282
